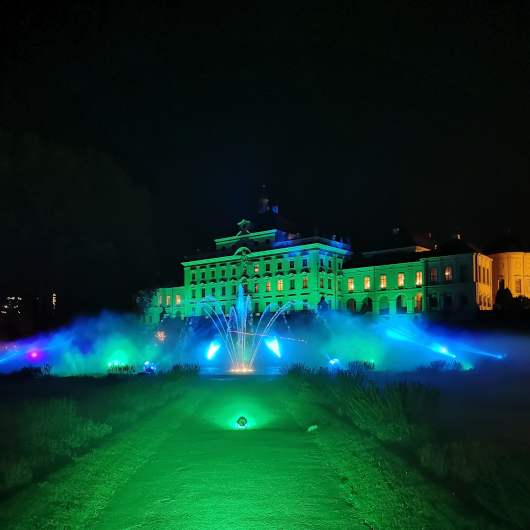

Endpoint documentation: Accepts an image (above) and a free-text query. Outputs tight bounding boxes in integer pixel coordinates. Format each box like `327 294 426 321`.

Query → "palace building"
140 201 527 329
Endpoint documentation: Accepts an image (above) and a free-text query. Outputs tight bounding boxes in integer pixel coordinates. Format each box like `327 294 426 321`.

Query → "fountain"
196 285 315 371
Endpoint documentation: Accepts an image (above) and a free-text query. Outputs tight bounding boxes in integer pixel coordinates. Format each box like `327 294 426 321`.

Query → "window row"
346 272 424 291
190 259 313 280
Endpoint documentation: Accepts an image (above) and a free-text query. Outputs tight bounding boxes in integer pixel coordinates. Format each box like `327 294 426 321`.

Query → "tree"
0 129 158 335
512 295 530 311
495 287 513 311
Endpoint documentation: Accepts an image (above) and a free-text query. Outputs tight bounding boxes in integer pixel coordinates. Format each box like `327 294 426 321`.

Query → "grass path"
90 376 361 529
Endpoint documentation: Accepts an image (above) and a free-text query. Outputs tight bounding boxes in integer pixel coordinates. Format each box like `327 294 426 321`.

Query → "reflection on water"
201 365 282 376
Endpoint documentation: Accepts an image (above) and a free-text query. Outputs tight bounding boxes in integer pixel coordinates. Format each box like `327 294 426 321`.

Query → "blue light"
329 358 339 365
207 342 220 360
265 339 280 357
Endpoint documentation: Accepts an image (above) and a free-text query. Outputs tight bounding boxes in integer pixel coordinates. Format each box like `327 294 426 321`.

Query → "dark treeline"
0 130 158 340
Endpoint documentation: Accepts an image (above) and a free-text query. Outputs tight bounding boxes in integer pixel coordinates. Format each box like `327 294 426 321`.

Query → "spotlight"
329 359 339 365
236 416 248 429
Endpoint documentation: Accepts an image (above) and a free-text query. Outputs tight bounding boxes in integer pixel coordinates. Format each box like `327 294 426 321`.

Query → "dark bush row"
0 363 201 493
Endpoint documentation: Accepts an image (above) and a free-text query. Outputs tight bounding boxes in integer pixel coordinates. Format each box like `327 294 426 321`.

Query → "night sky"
1 0 529 286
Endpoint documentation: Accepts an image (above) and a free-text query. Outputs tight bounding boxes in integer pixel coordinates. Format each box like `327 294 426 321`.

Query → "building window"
445 267 452 282
232 285 236 295
302 258 308 267
338 280 342 291
255 302 259 313
290 279 295 290
430 295 438 308
266 281 271 292
278 301 283 308
320 277 324 288
212 288 215 297
277 279 283 291
222 305 226 314
221 269 226 277
338 261 342 270
254 283 259 293
290 261 294 269
478 267 482 283
397 273 404 287
380 275 386 289
347 278 354 291
328 259 332 268
192 273 196 280
445 295 453 307
486 268 489 285
364 276 370 290
211 270 215 278
525 278 530 294
201 288 205 298
416 271 423 286
201 272 205 279
328 278 332 289
460 265 467 281
479 294 482 306
430 268 437 284
243 283 248 294
278 262 283 270
158 295 162 306
176 295 181 305
232 267 236 276
166 295 171 306
515 279 522 294
265 263 270 272
320 258 324 267
254 264 259 273
303 277 308 289
191 291 196 299
460 294 468 306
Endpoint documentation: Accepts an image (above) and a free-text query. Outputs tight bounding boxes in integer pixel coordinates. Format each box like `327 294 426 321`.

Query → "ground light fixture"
236 416 249 429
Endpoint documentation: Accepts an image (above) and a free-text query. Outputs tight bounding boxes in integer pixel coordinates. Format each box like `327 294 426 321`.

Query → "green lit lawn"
1 376 501 529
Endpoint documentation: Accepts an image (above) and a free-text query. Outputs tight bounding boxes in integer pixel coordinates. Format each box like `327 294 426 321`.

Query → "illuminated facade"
141 213 496 329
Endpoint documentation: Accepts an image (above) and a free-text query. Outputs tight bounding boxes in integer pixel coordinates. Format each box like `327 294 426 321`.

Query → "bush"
347 360 375 372
4 364 54 379
107 364 136 374
415 359 464 373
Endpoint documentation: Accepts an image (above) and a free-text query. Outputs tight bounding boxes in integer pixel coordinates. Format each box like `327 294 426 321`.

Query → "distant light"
114 361 118 366
329 358 339 365
108 362 111 366
440 347 447 353
144 361 149 365
265 339 280 357
236 416 249 429
30 352 38 358
207 342 220 360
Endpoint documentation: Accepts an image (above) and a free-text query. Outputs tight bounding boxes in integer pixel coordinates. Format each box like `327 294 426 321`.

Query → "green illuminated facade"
141 217 493 329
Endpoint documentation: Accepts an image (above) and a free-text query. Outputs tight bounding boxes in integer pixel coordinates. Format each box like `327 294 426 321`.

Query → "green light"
236 416 249 429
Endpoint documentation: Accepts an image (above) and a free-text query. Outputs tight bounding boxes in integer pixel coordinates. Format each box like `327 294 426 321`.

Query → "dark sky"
1 0 529 282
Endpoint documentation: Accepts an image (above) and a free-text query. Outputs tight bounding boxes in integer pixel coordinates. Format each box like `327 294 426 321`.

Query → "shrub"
6 364 53 379
347 360 375 372
415 359 464 373
107 364 136 375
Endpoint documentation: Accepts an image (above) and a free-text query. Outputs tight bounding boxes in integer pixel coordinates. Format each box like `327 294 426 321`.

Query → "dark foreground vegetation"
279 361 530 529
0 363 201 496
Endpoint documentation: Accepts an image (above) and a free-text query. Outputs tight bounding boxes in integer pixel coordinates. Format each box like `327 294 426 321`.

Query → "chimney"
393 228 399 234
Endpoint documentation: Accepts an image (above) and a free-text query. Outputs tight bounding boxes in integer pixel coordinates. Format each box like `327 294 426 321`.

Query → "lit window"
290 279 295 290
290 261 294 269
222 286 226 296
302 258 308 267
320 278 324 288
277 279 283 292
303 277 308 289
266 281 271 292
232 285 236 295
516 279 522 294
398 273 404 287
254 264 259 273
380 275 386 289
430 268 437 284
416 272 423 286
176 295 181 305
364 276 370 290
445 267 452 282
254 283 259 293
166 295 171 306
158 295 162 306
348 278 354 291
265 263 270 272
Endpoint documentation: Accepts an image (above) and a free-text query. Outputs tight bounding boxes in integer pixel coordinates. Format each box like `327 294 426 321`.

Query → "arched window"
416 271 423 286
396 294 407 313
414 293 422 313
379 296 389 315
445 267 452 282
430 268 438 284
347 298 356 312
